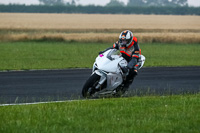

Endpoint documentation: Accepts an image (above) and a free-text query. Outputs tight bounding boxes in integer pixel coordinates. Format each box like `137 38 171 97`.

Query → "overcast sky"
0 0 199 7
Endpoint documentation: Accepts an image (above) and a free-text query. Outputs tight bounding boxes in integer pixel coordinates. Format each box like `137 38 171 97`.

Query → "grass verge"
0 41 199 70
0 94 200 133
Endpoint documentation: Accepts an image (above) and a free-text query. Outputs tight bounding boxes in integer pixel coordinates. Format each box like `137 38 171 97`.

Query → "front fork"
93 70 107 89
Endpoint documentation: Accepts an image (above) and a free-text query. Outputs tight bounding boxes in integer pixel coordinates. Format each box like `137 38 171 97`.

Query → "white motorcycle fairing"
82 49 145 98
92 50 126 95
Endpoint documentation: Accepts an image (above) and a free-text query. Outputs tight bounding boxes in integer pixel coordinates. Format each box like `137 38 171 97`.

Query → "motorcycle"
82 49 145 98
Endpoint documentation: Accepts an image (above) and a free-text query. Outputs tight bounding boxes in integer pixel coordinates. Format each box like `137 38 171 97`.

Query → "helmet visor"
122 40 127 45
120 39 128 47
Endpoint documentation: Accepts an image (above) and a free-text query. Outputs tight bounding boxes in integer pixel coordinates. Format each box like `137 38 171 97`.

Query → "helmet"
119 30 133 47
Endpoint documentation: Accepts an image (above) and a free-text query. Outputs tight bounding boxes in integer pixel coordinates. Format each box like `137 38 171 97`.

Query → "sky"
0 0 199 7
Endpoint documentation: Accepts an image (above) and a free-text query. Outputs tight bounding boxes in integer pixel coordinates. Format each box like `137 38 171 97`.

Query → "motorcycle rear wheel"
82 73 101 98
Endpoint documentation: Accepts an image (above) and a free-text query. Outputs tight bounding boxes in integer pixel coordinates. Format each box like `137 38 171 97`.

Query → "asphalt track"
0 67 200 104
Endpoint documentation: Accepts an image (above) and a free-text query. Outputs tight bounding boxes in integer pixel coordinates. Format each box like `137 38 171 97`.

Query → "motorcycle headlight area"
94 63 98 68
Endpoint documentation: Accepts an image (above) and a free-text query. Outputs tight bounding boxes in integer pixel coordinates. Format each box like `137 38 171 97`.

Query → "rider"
99 30 141 90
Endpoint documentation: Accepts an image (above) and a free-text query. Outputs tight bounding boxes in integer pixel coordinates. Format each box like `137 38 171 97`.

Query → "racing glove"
121 66 129 75
99 51 103 55
99 47 113 55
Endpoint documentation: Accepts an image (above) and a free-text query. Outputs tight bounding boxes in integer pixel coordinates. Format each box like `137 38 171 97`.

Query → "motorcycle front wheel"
82 73 101 98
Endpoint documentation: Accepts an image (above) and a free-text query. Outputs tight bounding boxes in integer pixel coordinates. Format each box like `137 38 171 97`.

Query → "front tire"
82 73 100 98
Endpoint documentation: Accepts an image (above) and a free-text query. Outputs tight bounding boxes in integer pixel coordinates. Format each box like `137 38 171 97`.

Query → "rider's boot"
123 70 138 91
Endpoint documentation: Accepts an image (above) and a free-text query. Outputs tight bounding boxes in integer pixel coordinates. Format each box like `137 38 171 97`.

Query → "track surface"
0 67 200 104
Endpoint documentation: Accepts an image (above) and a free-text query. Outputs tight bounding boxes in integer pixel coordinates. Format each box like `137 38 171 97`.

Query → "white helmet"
119 30 133 47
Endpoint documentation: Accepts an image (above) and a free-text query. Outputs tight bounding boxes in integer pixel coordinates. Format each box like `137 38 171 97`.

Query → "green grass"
0 94 200 133
0 41 107 70
0 41 199 70
0 41 199 132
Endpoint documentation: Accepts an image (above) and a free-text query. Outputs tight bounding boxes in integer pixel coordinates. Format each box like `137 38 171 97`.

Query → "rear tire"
82 73 100 98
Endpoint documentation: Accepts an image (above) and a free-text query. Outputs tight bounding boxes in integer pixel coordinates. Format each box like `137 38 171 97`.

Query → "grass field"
0 13 200 132
0 94 200 133
0 41 199 70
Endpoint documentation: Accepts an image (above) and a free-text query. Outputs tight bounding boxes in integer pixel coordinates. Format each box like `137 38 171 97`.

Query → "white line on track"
0 68 90 73
0 99 89 106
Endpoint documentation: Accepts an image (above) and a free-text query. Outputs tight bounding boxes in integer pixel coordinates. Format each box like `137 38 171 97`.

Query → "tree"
128 0 147 6
39 0 79 6
71 0 76 6
127 0 188 7
39 0 65 5
170 0 188 6
106 0 125 7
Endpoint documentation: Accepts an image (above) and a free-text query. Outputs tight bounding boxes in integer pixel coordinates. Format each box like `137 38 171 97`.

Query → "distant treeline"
0 5 200 15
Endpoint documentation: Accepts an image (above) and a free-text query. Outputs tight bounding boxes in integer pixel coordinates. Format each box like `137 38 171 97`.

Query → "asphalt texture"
0 67 200 104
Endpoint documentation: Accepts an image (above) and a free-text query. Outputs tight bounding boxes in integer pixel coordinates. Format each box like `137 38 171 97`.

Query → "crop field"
1 13 200 30
0 13 200 43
